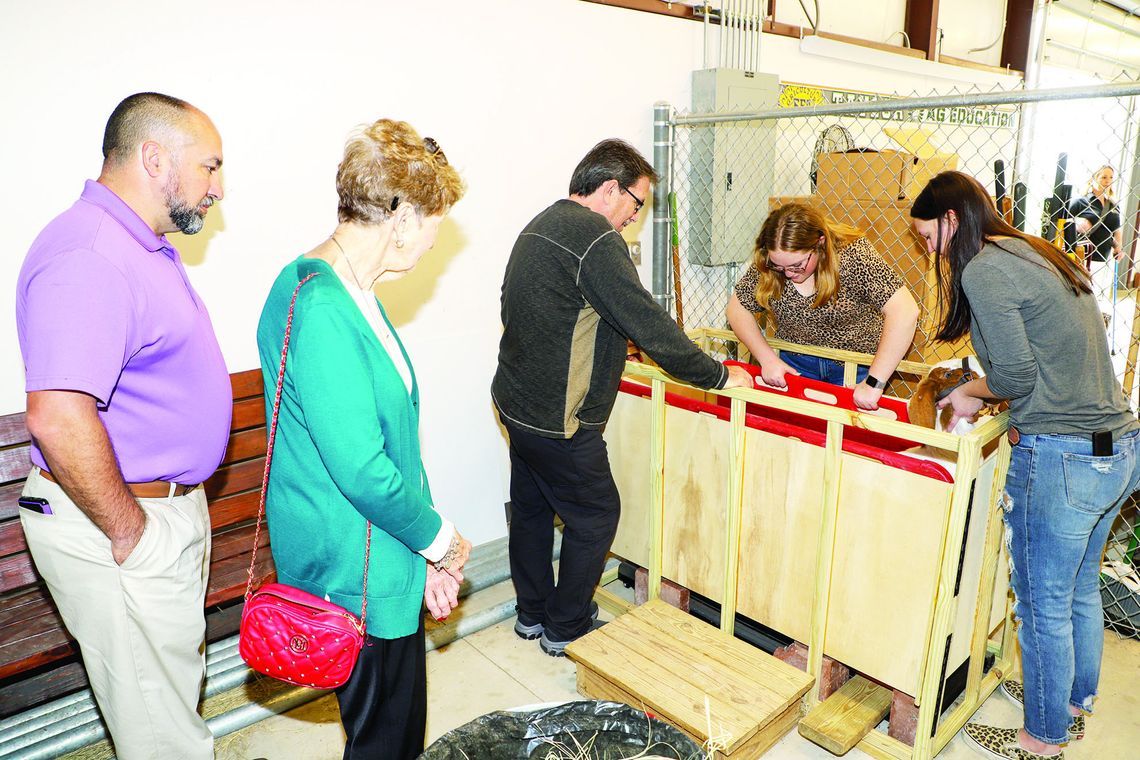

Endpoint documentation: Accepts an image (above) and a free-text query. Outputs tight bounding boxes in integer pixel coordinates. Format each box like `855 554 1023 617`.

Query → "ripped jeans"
1002 429 1140 744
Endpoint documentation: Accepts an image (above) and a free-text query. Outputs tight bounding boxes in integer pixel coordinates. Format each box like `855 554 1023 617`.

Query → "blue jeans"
1002 429 1140 744
779 350 869 386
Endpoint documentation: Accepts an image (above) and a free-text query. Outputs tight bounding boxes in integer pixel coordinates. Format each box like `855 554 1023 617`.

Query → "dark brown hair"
568 139 658 196
910 170 1090 342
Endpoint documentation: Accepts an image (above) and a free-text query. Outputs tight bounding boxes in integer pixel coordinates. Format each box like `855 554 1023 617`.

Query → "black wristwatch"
863 374 887 390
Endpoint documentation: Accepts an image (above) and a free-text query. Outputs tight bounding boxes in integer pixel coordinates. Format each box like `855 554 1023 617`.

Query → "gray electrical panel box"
687 68 780 266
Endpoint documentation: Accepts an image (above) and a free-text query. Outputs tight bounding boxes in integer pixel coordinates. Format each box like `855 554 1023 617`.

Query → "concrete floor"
215 591 1139 760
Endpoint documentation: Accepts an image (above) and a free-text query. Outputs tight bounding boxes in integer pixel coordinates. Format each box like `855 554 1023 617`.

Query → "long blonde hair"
751 203 862 311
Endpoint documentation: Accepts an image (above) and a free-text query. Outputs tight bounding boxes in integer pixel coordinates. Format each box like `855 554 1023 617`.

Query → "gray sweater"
492 199 727 439
962 238 1137 438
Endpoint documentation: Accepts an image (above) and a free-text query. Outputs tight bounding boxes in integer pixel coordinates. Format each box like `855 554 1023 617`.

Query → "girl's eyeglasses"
765 249 816 274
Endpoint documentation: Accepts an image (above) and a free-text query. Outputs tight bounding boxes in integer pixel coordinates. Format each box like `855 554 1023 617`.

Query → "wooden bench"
0 369 274 718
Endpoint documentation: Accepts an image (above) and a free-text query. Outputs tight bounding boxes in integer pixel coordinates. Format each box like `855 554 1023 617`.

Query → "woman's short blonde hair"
336 118 464 224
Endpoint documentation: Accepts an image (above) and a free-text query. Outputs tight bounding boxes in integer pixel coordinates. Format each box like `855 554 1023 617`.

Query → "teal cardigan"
255 257 443 639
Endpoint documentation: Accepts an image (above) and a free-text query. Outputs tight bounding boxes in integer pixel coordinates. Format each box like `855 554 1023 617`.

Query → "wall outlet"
629 241 642 265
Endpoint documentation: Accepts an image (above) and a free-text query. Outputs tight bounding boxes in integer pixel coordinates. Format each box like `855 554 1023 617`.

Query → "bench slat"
0 414 28 449
211 524 270 564
231 369 263 401
204 457 265 501
0 446 31 487
0 482 24 523
221 428 266 466
0 661 86 720
231 397 266 432
207 491 261 532
0 603 66 652
0 521 27 559
0 552 38 594
0 586 55 629
207 553 275 608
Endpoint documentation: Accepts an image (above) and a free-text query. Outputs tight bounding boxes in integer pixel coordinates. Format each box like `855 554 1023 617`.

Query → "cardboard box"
816 150 958 204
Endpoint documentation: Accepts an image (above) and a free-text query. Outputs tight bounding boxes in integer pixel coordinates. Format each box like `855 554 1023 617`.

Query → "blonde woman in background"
1069 164 1124 301
727 202 919 410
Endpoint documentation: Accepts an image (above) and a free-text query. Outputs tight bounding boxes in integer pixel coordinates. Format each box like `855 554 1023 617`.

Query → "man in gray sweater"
492 139 750 655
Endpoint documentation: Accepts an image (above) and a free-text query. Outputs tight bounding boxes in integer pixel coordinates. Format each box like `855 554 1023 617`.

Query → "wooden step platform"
566 599 814 758
799 675 892 755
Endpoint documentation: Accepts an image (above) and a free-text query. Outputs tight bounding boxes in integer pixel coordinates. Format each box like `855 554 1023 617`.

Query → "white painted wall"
0 0 1019 545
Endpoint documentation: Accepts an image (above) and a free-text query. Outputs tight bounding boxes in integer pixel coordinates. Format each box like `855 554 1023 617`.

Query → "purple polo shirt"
16 181 232 484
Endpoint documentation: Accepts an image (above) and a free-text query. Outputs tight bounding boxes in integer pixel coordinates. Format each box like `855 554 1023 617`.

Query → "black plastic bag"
420 700 702 760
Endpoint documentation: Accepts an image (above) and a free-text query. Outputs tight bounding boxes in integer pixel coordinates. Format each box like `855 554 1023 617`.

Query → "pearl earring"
395 239 404 249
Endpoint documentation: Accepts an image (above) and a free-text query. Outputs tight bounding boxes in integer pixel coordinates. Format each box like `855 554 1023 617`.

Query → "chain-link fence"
656 79 1140 637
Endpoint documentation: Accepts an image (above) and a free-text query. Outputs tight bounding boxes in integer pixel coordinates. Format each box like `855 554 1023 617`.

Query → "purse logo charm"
289 635 308 654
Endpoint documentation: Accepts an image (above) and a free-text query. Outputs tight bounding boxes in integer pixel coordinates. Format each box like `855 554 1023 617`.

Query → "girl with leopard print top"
727 202 919 410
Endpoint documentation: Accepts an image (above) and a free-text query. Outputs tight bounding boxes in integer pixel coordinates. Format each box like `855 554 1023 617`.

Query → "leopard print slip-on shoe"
998 681 1086 740
962 724 1063 760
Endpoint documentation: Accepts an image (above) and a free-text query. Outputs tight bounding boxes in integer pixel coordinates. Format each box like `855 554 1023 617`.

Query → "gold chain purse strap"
243 272 372 631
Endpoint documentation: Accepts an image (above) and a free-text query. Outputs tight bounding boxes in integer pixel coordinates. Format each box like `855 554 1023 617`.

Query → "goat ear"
907 384 937 429
938 404 955 433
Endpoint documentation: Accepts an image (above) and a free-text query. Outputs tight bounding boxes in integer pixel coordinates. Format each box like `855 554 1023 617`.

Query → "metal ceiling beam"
1046 38 1140 71
1054 0 1140 37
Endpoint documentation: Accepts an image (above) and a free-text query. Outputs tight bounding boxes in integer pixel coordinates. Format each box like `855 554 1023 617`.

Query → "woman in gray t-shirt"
911 170 1139 760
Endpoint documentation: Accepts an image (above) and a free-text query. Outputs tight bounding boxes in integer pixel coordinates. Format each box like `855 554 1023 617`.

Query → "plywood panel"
736 426 825 643
659 406 730 601
608 392 653 566
826 455 951 693
609 392 733 602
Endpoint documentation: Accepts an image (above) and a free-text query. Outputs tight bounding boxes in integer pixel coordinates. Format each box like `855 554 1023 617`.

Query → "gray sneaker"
514 601 598 641
539 617 607 657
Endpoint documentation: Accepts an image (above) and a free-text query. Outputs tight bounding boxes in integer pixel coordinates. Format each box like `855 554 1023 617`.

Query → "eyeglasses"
621 185 644 213
765 249 815 274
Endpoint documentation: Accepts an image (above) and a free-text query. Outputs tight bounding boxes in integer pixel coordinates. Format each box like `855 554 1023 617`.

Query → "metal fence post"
652 101 673 312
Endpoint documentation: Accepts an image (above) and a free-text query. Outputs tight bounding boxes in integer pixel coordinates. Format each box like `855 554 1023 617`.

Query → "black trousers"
506 424 621 641
335 616 426 760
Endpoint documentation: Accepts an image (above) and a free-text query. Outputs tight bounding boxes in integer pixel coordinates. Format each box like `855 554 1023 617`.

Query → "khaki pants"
20 469 213 760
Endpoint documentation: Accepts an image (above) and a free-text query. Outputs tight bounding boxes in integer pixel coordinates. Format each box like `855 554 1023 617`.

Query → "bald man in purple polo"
15 93 229 760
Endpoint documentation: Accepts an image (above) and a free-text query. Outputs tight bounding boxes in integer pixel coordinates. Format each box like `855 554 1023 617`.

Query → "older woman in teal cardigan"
256 119 469 760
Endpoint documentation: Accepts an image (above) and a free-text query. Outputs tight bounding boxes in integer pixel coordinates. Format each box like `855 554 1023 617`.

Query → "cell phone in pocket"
18 497 53 515
1093 430 1113 457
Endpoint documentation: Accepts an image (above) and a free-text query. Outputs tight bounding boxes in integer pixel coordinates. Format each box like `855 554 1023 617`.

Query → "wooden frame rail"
618 327 1013 760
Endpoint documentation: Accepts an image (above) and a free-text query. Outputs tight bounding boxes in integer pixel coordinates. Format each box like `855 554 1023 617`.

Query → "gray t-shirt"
962 238 1138 438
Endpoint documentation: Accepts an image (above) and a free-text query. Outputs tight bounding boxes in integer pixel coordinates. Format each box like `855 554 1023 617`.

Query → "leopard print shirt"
733 237 904 354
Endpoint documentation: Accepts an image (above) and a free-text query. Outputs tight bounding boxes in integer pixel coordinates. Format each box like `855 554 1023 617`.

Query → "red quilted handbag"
238 273 372 690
